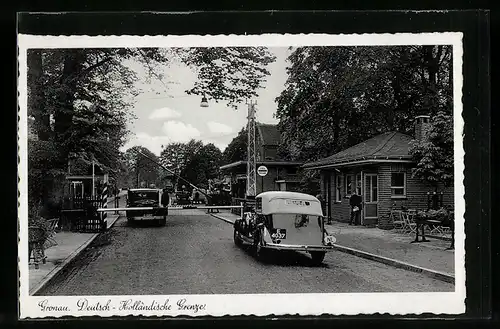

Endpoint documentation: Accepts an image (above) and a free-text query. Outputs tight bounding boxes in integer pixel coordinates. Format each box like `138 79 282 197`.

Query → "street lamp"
200 95 209 108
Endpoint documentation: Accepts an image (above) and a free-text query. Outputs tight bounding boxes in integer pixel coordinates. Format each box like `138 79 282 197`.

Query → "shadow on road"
238 246 329 268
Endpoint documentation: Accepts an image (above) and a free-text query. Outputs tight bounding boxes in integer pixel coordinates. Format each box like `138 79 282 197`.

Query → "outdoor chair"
401 211 417 235
390 210 405 233
28 218 59 269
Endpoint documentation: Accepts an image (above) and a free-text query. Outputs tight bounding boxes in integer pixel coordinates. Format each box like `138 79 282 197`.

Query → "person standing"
161 188 170 215
349 192 362 226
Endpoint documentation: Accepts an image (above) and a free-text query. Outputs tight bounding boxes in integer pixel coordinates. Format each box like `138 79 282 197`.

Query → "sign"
257 165 268 177
285 199 310 206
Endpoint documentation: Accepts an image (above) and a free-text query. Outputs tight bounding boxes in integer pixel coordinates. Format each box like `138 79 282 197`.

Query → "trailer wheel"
310 251 326 265
127 218 134 227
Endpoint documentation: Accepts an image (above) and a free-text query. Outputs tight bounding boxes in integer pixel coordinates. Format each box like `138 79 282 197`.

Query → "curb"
210 214 454 284
331 244 455 284
30 214 123 296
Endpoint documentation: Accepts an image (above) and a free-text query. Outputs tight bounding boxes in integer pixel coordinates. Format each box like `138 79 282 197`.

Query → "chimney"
414 115 431 141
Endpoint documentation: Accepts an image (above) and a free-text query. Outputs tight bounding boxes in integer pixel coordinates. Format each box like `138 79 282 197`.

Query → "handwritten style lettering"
76 298 111 311
38 299 70 312
119 299 172 311
176 298 206 313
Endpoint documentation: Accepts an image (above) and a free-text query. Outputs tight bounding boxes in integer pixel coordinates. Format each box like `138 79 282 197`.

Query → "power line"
131 148 211 200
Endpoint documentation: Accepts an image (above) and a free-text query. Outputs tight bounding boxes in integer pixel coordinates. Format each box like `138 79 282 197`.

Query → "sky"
121 47 291 156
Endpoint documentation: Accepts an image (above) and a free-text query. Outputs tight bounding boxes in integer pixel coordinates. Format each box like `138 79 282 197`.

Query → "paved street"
39 211 454 295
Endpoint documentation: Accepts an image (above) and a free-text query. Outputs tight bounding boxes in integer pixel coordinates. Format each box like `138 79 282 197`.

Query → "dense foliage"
275 45 453 162
275 45 454 189
159 140 223 190
178 47 276 108
222 127 248 164
409 111 454 188
27 47 275 212
123 146 162 188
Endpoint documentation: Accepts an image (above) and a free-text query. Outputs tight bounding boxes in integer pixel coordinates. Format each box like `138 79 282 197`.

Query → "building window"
391 172 406 197
355 173 362 195
335 174 342 202
344 174 354 197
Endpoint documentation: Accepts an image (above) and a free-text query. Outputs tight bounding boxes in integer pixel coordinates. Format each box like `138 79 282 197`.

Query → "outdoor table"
412 218 432 243
412 217 454 250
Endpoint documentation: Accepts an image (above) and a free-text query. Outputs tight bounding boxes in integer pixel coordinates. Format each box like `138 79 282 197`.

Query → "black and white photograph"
18 32 465 317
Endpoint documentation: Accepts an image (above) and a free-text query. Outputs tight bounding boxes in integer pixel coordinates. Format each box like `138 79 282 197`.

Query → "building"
220 123 304 199
65 157 110 200
303 115 454 228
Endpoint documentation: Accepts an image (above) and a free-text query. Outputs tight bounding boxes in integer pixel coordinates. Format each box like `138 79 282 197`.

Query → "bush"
416 207 449 222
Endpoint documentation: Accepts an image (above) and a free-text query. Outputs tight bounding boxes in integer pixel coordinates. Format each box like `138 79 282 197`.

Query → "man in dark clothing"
161 188 170 215
349 193 362 225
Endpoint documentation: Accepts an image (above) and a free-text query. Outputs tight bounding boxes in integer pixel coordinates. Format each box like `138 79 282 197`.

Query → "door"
364 174 378 220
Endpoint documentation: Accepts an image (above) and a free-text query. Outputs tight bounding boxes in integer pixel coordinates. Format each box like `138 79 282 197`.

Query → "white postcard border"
18 32 466 318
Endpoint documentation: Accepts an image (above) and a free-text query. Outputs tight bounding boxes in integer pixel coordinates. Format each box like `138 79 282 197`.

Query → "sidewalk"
325 222 454 279
28 191 126 295
210 211 454 283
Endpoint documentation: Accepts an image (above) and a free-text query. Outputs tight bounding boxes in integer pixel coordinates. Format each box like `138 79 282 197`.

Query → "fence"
60 196 106 233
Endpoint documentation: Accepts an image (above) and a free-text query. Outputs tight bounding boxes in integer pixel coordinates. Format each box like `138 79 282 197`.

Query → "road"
40 211 454 295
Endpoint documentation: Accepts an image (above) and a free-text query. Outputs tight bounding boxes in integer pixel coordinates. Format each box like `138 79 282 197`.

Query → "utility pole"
246 100 257 198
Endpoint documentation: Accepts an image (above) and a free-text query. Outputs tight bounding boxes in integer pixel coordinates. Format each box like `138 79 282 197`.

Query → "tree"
27 46 276 208
182 143 224 189
222 127 248 164
123 146 161 188
275 45 453 163
159 140 204 190
409 111 454 189
178 47 276 108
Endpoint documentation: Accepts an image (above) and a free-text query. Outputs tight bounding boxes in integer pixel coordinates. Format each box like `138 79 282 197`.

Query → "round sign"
257 165 268 177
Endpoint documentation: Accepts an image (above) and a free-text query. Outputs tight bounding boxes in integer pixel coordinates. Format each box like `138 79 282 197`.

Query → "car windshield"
128 191 159 204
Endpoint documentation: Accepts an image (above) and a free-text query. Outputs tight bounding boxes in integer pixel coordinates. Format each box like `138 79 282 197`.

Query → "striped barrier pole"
101 183 108 231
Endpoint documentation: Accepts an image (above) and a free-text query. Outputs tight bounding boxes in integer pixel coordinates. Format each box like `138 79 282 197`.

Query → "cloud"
148 107 182 120
162 121 201 143
205 139 229 152
121 121 203 156
122 132 171 156
207 121 233 135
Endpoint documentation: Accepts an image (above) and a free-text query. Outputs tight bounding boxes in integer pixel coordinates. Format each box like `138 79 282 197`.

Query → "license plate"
271 228 287 239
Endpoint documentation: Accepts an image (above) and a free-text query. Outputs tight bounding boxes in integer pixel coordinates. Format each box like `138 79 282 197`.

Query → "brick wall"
377 163 455 229
321 163 455 228
327 170 353 223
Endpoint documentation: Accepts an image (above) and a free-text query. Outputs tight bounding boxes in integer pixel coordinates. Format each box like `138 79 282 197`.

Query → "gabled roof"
303 131 414 169
256 123 280 146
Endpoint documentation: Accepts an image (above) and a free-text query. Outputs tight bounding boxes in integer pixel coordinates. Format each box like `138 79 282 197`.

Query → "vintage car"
233 191 337 265
126 188 168 226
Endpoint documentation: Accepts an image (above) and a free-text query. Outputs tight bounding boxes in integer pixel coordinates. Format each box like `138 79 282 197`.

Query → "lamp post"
200 96 258 200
